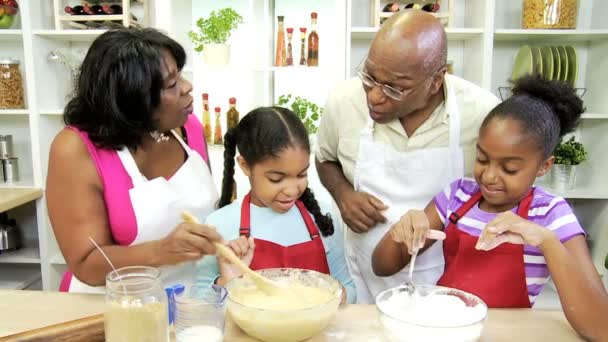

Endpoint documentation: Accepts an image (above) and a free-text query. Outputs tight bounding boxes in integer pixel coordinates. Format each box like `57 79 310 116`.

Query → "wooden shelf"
494 29 608 42
351 27 483 40
0 30 22 41
0 266 40 290
0 176 35 189
0 109 28 116
0 245 40 264
39 109 64 116
0 188 42 213
33 29 107 42
581 113 608 119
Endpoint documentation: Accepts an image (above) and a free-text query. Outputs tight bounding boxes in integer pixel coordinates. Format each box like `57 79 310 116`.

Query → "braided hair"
482 74 584 158
219 106 334 236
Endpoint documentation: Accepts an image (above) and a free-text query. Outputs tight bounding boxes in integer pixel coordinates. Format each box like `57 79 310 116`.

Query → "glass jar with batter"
104 266 169 342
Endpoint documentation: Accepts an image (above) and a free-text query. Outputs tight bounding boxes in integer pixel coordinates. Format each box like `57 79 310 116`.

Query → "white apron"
347 90 465 304
68 130 219 293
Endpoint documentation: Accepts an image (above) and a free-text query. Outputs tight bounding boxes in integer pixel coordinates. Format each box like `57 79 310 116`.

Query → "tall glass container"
307 13 319 66
202 93 212 144
104 266 169 342
275 16 287 66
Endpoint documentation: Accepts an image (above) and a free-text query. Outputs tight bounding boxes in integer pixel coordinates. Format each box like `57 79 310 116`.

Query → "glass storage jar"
0 58 25 109
522 0 578 29
104 266 169 342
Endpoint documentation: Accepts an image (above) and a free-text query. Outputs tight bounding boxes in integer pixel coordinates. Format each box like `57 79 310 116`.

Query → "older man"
316 10 500 303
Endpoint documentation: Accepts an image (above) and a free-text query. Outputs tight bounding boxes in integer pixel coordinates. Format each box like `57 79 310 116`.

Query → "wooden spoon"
181 212 289 296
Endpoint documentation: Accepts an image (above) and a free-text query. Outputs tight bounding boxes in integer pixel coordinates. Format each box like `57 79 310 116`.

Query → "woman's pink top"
59 114 208 291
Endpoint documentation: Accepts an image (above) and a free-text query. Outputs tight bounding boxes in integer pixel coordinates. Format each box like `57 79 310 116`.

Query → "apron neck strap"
239 193 321 240
116 147 146 187
448 188 535 225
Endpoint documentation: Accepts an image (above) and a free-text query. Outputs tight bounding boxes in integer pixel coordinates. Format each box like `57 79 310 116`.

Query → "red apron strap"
448 191 483 225
517 189 534 219
295 200 321 240
239 193 251 237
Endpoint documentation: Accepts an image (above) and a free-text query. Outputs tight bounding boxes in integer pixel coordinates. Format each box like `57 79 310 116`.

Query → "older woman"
47 28 221 292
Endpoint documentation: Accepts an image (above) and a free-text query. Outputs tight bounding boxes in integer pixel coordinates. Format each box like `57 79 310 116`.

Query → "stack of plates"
511 45 578 87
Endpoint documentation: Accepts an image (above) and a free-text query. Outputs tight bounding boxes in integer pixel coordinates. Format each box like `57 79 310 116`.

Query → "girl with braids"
196 106 356 304
373 75 607 339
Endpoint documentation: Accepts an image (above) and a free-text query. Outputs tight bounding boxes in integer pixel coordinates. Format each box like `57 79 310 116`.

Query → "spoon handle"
180 212 279 293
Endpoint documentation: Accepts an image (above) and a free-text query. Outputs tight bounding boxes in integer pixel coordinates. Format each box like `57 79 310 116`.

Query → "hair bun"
511 74 584 137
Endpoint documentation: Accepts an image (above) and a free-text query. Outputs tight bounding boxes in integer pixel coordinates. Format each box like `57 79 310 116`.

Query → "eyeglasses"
356 60 444 102
356 68 427 102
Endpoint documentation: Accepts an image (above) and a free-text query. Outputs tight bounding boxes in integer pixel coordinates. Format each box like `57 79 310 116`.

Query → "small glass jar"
522 0 578 29
171 284 227 342
104 266 169 342
0 58 25 109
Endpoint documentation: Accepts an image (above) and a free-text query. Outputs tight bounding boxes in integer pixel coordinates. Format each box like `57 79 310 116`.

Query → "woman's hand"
476 211 555 251
390 210 446 255
157 222 223 265
218 237 256 283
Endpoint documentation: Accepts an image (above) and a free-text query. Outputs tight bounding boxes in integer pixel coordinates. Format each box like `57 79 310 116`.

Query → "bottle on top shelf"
64 6 87 16
286 28 294 66
213 107 223 145
299 28 307 66
275 16 287 67
202 93 212 145
83 4 105 15
226 98 240 131
307 13 319 67
102 4 123 15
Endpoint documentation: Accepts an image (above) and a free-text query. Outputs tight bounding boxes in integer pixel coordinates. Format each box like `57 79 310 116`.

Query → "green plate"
557 46 569 82
539 46 554 80
512 45 533 81
550 46 561 81
531 47 543 77
565 45 578 87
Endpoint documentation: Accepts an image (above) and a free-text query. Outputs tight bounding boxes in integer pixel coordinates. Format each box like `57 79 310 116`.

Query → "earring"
150 130 170 143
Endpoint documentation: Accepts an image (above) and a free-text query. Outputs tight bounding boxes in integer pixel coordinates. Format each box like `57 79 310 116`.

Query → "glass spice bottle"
274 16 287 67
226 97 240 131
299 28 307 66
202 93 212 144
213 107 223 145
286 28 294 66
307 13 319 67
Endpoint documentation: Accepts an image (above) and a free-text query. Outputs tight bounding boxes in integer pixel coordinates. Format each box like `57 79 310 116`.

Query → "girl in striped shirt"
372 75 607 340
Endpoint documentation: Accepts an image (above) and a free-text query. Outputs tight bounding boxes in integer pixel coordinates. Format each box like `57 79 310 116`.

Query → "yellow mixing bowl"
225 268 342 342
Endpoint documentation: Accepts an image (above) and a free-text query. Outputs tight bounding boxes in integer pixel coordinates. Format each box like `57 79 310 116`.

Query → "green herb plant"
277 94 323 134
553 136 587 165
188 8 243 52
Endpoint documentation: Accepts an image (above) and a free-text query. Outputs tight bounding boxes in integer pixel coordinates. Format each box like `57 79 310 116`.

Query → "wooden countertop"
0 290 582 341
0 188 43 213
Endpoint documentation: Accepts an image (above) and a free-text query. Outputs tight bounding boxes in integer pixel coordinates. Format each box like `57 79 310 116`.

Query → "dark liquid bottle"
307 12 319 67
83 4 105 15
64 6 87 15
102 5 123 15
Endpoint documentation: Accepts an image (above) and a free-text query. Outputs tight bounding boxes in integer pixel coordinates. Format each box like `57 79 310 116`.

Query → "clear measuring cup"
170 284 227 342
104 266 169 342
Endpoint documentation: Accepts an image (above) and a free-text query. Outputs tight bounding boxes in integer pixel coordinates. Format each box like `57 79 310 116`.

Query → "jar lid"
0 57 19 65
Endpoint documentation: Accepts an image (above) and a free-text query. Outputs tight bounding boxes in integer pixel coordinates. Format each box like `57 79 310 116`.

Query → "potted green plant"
188 8 243 65
277 94 323 134
551 136 587 190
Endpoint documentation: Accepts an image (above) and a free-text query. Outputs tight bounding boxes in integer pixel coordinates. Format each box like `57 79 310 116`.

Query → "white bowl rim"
375 284 488 328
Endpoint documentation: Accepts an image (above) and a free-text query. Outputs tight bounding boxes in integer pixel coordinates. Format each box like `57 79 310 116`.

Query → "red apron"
239 193 330 274
437 190 534 308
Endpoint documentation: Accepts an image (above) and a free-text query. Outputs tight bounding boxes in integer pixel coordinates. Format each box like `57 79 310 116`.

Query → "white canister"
0 135 13 159
2 158 18 182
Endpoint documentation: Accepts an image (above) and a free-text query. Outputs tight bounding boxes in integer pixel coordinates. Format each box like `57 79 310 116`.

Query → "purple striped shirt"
433 178 585 306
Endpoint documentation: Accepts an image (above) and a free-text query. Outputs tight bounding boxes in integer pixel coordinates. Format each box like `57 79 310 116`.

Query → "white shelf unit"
2 0 607 293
